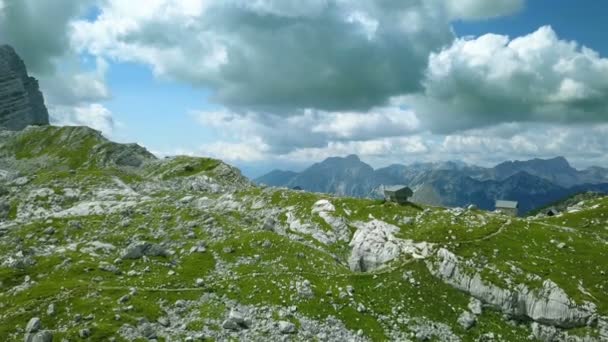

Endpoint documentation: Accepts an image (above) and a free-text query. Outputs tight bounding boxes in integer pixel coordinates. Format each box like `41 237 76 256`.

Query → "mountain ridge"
255 155 608 214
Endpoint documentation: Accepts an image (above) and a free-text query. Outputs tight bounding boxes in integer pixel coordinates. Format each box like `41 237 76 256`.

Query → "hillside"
1 126 607 341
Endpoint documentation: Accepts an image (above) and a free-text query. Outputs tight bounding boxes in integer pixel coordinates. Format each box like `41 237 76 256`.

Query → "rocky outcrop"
348 219 433 272
428 248 597 329
0 45 49 130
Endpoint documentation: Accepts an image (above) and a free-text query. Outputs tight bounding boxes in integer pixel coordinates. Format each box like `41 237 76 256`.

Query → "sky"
1 0 608 178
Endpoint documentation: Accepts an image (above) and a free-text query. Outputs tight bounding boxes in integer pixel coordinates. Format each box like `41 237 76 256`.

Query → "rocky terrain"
0 45 49 131
1 125 607 341
256 155 608 215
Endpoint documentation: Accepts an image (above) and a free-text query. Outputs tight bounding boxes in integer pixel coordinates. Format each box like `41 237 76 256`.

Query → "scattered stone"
190 244 206 253
25 317 41 333
25 330 53 342
46 304 55 317
278 321 297 334
222 308 250 331
157 317 170 327
311 200 335 214
468 297 483 315
261 217 276 231
457 311 476 330
139 322 157 339
79 328 91 338
296 280 314 299
121 241 168 259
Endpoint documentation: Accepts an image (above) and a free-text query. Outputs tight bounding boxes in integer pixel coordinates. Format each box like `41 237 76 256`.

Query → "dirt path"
457 220 511 244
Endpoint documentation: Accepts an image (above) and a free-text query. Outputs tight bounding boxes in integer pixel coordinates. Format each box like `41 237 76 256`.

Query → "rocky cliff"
0 45 49 130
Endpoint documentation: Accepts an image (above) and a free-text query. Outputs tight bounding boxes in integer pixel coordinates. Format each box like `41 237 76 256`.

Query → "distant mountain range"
254 155 608 214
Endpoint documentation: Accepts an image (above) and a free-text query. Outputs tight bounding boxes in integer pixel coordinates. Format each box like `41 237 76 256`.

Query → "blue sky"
2 0 608 178
453 1 608 55
104 62 219 152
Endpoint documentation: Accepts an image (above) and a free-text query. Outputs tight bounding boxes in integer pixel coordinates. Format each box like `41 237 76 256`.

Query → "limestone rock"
311 199 335 214
468 297 483 315
278 321 297 334
25 331 52 342
296 279 314 299
25 317 41 333
121 241 168 259
457 311 476 330
222 308 250 331
0 45 49 131
348 219 433 272
428 248 596 329
0 202 9 221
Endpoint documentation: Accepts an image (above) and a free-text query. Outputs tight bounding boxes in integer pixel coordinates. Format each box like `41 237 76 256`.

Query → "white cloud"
6 0 608 171
446 0 523 20
199 138 271 162
311 107 420 139
70 0 455 112
283 136 429 163
193 104 428 164
195 105 421 155
438 123 608 168
411 26 608 133
50 103 115 137
40 57 110 106
0 0 95 74
0 0 113 138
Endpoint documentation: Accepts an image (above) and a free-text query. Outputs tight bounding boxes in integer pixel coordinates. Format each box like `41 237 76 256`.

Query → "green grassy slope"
0 126 606 341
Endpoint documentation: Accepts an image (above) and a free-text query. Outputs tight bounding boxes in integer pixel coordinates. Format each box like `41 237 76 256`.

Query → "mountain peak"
546 156 570 167
0 45 50 130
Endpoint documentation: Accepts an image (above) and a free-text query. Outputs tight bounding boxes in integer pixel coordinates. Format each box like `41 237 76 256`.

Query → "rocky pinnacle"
0 45 49 131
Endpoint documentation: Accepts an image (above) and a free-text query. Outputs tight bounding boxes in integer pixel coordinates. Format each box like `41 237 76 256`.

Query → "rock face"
0 45 49 130
348 219 433 272
428 248 596 329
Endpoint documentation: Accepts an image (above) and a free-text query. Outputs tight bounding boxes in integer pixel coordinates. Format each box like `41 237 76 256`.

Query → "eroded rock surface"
428 248 596 329
0 45 49 130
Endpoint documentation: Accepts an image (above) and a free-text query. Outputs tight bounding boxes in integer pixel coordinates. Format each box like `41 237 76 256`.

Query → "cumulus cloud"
50 103 115 137
0 1 116 138
195 105 420 155
41 57 110 106
410 26 608 133
438 123 608 167
0 0 95 74
445 0 523 20
198 134 429 165
71 0 455 112
199 138 271 162
283 136 429 164
6 0 608 170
